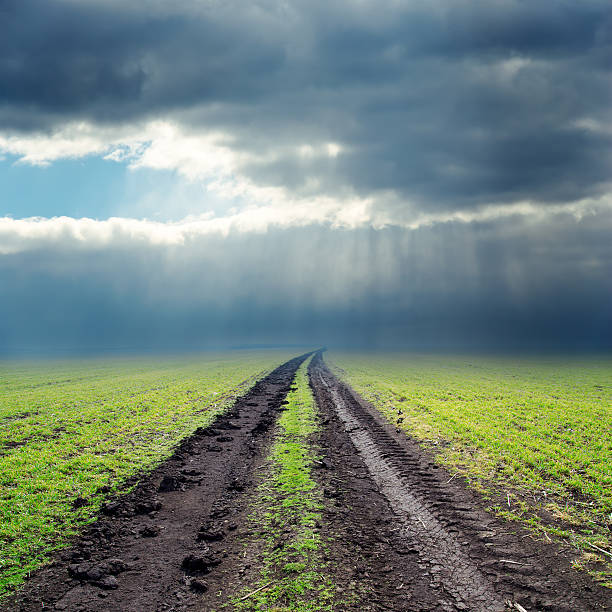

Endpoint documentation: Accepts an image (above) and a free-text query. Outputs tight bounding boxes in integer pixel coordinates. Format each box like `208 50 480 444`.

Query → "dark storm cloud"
0 1 284 123
1 213 610 353
1 0 611 211
2 1 611 353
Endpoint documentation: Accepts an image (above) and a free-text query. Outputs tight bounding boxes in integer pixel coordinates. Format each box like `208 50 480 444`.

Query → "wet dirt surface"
309 351 611 612
2 353 310 612
3 349 611 611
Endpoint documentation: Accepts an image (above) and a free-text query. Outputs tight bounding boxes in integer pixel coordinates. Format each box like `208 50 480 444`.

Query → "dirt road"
3 350 610 611
309 351 610 611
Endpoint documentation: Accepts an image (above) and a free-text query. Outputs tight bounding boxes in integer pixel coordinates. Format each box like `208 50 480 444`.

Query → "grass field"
329 351 612 585
0 350 292 597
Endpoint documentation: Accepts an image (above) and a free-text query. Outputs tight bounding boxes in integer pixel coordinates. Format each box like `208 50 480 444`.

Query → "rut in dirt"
309 351 611 612
3 350 610 612
2 352 312 612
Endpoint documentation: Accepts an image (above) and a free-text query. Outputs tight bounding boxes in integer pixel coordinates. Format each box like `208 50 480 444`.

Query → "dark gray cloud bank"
3 0 612 209
2 213 610 353
1 0 611 352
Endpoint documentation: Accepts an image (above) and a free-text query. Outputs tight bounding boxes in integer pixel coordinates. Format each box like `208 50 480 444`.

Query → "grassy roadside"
233 358 339 611
329 352 612 587
0 351 293 598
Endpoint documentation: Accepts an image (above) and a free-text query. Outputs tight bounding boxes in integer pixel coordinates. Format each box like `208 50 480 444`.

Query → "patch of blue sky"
0 155 225 221
1 155 123 219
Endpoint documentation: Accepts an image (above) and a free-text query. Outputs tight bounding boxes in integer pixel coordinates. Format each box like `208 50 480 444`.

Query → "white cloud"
1 120 611 255
1 195 610 255
0 120 351 215
400 196 609 230
0 120 345 179
0 195 371 254
0 123 120 166
0 121 227 170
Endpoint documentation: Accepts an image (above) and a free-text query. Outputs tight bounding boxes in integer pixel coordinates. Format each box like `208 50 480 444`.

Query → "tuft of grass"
0 351 294 598
329 351 612 587
233 359 339 611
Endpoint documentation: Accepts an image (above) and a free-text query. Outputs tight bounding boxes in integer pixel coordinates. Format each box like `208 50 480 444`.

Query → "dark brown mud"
309 351 611 612
2 353 311 612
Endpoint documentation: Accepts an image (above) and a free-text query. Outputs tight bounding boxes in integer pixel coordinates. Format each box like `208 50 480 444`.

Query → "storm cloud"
2 0 611 213
1 1 611 351
1 209 611 353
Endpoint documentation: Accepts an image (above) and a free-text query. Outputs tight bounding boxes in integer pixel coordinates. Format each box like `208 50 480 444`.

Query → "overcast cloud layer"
1 0 611 351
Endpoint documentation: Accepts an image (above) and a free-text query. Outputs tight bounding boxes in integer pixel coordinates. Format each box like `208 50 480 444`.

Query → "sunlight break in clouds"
0 120 352 218
2 119 610 255
0 121 249 174
0 120 343 190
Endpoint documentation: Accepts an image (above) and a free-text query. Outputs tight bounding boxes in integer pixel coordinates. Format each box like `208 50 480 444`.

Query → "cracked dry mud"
3 351 610 611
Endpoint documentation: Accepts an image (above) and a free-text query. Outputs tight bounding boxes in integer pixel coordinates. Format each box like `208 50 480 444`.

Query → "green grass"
329 351 612 586
234 358 338 611
0 350 293 597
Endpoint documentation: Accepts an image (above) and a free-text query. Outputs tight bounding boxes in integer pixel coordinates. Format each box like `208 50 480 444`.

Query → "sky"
1 0 611 353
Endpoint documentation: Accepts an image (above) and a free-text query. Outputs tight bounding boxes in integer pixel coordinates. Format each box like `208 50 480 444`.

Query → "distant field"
329 352 612 584
0 351 292 596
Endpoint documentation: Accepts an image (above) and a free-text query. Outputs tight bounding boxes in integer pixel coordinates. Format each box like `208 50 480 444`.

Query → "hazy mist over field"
1 0 611 353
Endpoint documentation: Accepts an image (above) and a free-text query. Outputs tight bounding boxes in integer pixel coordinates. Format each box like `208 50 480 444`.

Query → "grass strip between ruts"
233 357 341 611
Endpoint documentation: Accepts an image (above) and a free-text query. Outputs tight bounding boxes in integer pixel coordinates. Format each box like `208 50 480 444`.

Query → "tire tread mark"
315 365 506 612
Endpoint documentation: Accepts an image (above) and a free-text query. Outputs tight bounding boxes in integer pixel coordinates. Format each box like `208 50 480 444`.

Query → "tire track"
311 351 612 612
314 361 506 611
3 353 312 612
6 350 610 612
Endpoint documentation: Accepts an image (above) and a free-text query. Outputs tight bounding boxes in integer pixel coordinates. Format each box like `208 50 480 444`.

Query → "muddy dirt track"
3 351 610 611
